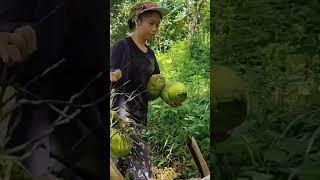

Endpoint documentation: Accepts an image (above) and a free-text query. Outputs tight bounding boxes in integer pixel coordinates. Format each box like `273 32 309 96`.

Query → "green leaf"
240 171 274 180
263 148 288 164
215 136 249 154
298 160 320 180
279 138 308 157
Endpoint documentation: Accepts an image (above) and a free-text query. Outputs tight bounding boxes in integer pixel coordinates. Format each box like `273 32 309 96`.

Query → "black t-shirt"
110 36 160 125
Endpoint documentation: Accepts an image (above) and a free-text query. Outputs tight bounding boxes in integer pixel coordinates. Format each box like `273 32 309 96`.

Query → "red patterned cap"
130 2 169 19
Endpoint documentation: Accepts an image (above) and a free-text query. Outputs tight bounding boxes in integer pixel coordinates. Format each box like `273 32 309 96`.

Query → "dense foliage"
212 0 320 179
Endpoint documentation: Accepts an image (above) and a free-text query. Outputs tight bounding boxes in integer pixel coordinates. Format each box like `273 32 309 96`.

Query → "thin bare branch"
56 71 104 122
5 83 106 134
53 109 82 126
4 111 22 146
3 66 105 162
0 89 17 110
6 128 53 155
0 65 9 126
6 101 84 155
24 58 66 88
18 99 83 107
19 139 47 161
81 94 108 108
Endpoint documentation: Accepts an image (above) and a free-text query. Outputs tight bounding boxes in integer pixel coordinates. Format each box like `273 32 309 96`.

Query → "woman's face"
135 12 161 40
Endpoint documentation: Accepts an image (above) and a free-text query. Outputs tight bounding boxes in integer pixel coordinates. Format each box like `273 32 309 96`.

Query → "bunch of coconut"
109 111 133 158
109 74 188 158
146 74 188 107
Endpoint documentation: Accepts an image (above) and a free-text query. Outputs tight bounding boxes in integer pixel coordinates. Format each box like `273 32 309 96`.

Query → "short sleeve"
110 40 126 72
110 39 132 91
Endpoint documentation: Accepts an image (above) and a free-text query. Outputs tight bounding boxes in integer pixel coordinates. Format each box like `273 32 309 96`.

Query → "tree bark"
187 0 206 41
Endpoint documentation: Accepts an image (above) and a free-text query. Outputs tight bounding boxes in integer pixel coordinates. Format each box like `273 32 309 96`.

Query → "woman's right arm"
110 41 125 82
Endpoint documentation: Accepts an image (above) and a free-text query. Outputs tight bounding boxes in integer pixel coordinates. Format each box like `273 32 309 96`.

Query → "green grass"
145 37 210 179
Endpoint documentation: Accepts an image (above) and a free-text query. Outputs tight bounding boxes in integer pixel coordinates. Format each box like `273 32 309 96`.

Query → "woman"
110 2 169 179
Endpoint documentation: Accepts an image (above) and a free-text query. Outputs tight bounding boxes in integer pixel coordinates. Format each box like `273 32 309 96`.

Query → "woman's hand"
0 25 37 65
110 69 122 82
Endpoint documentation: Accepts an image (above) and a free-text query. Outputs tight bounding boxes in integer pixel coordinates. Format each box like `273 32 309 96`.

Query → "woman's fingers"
7 44 23 64
110 70 122 82
14 25 37 57
110 74 116 82
8 32 27 57
0 27 37 65
114 69 122 80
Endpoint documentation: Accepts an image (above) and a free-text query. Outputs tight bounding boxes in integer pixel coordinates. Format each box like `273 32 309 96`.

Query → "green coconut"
211 65 248 142
161 82 187 107
110 128 132 157
212 65 247 102
147 74 166 100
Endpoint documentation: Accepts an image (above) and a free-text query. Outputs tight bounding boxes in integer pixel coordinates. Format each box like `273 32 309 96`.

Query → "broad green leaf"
279 139 308 157
240 171 274 180
298 160 320 180
263 148 288 164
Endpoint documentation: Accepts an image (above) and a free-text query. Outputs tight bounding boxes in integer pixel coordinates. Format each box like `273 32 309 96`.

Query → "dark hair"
127 10 162 31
